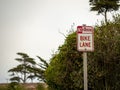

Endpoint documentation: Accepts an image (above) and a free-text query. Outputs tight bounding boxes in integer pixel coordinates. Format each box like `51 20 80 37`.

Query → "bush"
0 85 8 90
45 14 120 90
7 82 26 90
36 83 49 90
36 83 44 90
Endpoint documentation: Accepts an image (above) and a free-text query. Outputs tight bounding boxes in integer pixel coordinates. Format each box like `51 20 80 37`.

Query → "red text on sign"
80 36 90 41
80 42 91 47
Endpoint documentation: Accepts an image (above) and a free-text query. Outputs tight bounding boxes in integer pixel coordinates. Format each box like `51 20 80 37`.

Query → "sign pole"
77 25 94 90
83 52 88 90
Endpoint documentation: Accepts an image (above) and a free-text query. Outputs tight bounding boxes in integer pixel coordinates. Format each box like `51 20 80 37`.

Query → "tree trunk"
104 9 108 24
23 60 26 83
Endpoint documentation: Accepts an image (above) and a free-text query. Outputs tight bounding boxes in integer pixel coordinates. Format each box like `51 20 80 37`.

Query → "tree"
8 52 36 83
45 32 84 90
28 56 49 82
88 16 120 89
45 14 120 90
8 52 49 83
89 0 120 24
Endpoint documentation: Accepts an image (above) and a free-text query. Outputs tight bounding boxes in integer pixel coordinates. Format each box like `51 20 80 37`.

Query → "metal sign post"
83 52 87 90
77 25 94 90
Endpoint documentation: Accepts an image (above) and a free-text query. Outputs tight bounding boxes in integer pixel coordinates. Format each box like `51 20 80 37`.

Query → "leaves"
37 56 49 70
45 32 83 90
8 52 36 83
45 15 120 90
10 77 21 82
89 0 120 24
88 15 120 89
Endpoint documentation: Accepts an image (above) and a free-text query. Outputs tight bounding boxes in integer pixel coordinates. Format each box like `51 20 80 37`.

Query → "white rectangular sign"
77 26 94 51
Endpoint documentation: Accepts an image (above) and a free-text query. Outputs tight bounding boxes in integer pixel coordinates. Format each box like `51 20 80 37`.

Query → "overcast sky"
0 0 104 83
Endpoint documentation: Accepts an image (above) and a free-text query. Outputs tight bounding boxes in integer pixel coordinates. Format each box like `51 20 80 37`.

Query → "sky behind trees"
0 0 106 83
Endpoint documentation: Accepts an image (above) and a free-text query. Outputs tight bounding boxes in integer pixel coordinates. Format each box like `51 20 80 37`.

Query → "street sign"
77 25 94 51
77 25 94 90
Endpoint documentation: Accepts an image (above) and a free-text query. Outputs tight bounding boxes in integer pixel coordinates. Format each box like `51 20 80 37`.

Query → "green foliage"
45 32 83 90
88 15 120 89
89 0 120 13
36 83 49 90
7 82 26 90
36 84 45 90
46 14 120 90
8 52 36 83
28 56 49 82
89 0 120 23
8 52 49 84
37 56 49 70
0 85 8 90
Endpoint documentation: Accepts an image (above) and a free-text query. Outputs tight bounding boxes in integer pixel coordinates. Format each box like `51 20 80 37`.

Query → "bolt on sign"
77 25 94 52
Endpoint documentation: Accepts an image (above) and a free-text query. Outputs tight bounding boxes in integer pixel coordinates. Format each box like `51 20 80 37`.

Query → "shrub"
7 82 26 90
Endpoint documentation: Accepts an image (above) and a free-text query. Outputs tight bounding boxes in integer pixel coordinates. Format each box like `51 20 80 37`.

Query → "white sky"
0 0 104 83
